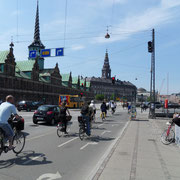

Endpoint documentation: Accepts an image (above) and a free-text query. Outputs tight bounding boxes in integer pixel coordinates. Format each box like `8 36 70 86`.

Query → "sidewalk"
95 110 180 180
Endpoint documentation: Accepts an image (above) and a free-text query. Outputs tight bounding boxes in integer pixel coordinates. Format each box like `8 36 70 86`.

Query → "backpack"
81 104 89 115
60 106 67 116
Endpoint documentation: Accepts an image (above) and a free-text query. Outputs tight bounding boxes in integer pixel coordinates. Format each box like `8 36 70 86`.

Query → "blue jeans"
0 123 14 138
82 115 91 136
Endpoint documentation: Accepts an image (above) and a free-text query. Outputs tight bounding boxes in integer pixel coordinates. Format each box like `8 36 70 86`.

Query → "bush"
95 94 104 101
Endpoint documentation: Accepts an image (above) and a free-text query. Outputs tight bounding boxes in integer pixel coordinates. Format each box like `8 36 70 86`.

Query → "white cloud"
94 0 180 44
71 44 85 51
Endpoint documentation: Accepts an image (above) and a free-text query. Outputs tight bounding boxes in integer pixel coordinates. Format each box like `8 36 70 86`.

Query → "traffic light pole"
149 29 156 119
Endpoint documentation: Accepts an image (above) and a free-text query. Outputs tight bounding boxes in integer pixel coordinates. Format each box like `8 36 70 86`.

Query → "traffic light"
148 41 153 53
81 83 84 87
112 77 115 84
80 93 83 97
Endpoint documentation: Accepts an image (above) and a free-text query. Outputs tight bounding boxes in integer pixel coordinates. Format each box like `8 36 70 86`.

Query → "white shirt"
0 102 17 124
89 103 96 110
111 103 115 108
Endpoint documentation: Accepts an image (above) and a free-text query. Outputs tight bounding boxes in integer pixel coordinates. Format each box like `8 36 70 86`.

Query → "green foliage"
110 93 115 100
95 94 104 101
147 96 151 102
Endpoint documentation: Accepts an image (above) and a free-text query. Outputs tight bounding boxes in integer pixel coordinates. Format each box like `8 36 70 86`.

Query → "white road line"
58 137 78 148
26 131 54 141
23 155 42 165
112 124 119 127
80 142 98 150
98 124 104 127
101 131 111 136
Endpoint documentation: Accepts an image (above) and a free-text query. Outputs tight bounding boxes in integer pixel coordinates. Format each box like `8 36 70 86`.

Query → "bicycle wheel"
57 127 64 137
79 127 85 141
161 128 175 145
13 131 25 154
0 130 4 155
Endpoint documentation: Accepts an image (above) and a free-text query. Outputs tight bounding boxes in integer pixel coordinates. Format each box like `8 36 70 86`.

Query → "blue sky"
0 0 180 94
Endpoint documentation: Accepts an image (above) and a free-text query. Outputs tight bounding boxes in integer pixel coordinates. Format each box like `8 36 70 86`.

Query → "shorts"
0 123 14 138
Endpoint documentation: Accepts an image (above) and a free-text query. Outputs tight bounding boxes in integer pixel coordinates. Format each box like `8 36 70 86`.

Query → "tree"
110 93 115 100
95 94 104 101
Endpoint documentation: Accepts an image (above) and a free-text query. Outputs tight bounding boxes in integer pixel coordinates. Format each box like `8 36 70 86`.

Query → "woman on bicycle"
101 101 107 119
59 101 70 134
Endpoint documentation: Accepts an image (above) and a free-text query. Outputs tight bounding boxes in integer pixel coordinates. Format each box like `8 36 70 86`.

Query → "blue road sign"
29 50 36 58
41 49 51 58
56 48 64 56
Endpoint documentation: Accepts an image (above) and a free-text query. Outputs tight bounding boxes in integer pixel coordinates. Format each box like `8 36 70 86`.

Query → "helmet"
91 100 94 103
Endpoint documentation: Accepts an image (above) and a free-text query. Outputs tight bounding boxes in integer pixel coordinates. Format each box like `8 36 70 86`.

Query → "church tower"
102 50 111 79
28 0 45 70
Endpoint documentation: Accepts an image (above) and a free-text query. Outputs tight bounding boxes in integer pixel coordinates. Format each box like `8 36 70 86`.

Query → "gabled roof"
0 51 9 63
39 76 50 83
16 60 35 72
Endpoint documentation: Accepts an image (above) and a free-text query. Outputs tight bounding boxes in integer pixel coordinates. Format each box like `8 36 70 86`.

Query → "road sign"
56 48 64 56
41 49 51 58
29 50 36 58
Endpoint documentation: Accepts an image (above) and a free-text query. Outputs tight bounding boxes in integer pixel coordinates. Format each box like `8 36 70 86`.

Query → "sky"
0 0 180 94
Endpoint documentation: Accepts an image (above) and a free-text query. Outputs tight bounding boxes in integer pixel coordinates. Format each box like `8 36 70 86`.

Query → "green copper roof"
0 51 9 63
61 74 70 82
72 77 78 84
16 60 35 72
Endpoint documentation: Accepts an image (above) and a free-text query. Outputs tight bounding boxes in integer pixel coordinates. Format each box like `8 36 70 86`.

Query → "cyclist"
0 95 20 150
111 101 116 114
89 100 96 121
59 101 70 134
101 101 107 120
81 101 91 136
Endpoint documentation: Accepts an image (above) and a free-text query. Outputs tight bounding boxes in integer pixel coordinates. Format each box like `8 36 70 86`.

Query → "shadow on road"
89 135 115 142
131 119 149 122
0 150 52 169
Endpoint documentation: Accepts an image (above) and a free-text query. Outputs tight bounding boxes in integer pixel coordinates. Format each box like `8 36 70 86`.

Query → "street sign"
56 48 64 56
41 49 51 58
29 50 36 58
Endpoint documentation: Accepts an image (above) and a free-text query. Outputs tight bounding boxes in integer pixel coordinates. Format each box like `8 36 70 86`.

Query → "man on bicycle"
101 101 107 118
0 95 20 150
89 100 96 121
59 101 71 134
81 101 91 136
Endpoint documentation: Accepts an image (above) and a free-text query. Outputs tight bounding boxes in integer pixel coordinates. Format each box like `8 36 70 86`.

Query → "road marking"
26 131 54 141
58 137 78 148
80 142 98 150
37 171 62 180
23 155 43 165
98 124 103 127
112 124 119 127
101 130 111 135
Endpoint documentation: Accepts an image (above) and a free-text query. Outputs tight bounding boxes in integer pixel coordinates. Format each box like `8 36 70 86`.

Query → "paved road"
0 106 129 180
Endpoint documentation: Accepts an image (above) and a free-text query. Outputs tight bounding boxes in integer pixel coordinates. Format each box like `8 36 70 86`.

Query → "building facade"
87 50 137 101
0 1 93 104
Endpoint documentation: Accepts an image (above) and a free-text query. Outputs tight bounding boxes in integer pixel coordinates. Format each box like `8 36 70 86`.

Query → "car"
33 105 60 125
168 103 180 109
17 101 37 112
32 101 44 109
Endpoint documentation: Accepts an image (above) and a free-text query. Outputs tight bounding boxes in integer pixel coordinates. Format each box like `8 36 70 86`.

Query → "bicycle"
0 116 25 156
57 116 72 137
101 112 106 121
78 116 91 140
161 121 175 145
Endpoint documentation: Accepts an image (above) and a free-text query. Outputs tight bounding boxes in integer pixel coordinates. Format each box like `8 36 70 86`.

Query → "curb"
86 120 130 180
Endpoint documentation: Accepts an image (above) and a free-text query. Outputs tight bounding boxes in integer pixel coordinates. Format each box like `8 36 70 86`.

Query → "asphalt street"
0 105 129 180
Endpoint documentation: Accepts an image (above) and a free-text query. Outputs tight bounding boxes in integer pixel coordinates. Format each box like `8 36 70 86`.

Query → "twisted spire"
34 0 40 42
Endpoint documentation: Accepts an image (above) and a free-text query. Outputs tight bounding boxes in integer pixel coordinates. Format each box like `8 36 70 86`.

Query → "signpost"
29 50 37 58
56 48 64 56
41 49 51 58
29 48 64 58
